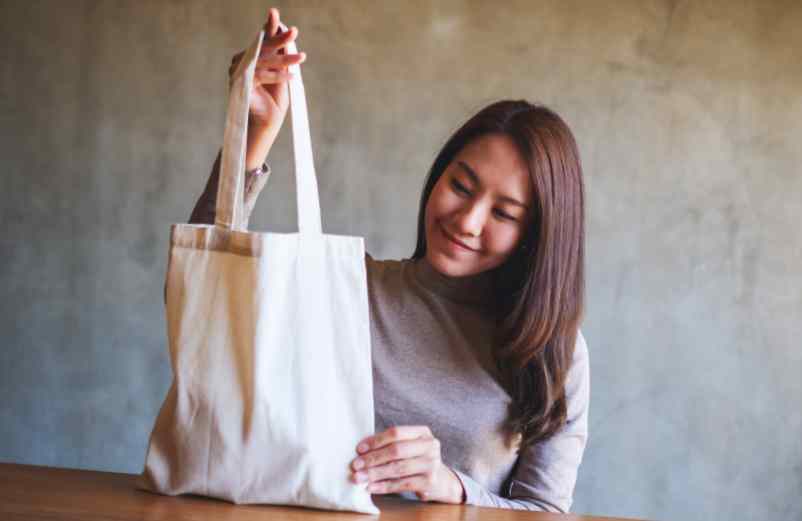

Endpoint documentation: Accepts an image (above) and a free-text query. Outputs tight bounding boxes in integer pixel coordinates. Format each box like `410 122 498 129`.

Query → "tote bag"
138 27 379 514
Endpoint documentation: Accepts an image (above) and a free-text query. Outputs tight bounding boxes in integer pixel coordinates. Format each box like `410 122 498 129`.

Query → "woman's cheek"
438 188 463 213
428 185 453 216
487 225 521 256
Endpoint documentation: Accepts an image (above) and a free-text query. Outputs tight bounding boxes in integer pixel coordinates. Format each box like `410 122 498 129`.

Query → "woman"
190 8 589 513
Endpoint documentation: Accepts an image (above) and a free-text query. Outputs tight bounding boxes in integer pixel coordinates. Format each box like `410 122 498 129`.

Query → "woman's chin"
426 247 480 277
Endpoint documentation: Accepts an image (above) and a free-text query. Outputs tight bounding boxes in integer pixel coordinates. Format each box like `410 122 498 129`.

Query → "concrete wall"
2 1 800 520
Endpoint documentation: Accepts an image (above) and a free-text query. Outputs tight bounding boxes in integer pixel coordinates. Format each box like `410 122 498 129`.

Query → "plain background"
1 1 800 520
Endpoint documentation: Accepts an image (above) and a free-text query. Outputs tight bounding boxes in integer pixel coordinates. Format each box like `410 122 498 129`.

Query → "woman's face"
424 133 534 277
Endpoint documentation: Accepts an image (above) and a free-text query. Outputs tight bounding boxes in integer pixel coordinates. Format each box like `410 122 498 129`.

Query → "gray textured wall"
2 1 800 520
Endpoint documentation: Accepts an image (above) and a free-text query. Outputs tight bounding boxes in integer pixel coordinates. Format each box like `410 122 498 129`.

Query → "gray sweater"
189 153 590 513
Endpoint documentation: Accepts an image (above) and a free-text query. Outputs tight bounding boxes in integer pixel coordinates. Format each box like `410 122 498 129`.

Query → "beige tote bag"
138 27 378 514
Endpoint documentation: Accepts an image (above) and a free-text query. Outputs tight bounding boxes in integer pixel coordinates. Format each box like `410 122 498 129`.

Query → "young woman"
190 8 589 513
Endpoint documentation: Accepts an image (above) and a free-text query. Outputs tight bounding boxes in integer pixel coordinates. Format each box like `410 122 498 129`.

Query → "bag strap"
215 26 323 235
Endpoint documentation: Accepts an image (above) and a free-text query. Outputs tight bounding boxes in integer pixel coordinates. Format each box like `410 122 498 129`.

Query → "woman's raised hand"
231 7 307 170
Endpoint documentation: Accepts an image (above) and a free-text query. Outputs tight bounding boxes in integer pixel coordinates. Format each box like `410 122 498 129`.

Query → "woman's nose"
453 201 487 238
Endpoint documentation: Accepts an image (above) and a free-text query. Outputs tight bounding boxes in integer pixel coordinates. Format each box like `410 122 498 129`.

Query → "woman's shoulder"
363 252 417 298
364 251 411 273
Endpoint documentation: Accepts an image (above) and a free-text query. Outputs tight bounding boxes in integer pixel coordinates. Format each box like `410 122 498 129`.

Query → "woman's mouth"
439 224 478 253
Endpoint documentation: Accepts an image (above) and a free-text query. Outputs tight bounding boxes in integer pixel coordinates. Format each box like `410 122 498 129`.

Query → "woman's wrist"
245 122 276 171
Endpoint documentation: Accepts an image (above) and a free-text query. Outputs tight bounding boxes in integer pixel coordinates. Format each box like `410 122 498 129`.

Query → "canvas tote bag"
138 27 378 514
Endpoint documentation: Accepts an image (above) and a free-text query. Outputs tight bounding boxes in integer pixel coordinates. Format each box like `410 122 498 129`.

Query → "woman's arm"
189 7 304 226
188 149 271 226
453 331 591 512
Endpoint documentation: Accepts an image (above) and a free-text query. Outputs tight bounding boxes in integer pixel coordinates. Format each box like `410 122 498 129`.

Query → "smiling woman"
187 7 588 514
410 100 587 463
423 133 534 277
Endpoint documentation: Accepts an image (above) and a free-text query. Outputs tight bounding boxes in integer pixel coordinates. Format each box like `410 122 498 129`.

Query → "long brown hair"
411 100 585 452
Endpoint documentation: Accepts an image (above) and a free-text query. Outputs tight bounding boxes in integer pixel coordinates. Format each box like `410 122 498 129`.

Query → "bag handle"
215 26 323 235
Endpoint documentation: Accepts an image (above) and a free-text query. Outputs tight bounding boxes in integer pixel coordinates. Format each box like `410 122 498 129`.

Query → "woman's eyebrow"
457 160 529 209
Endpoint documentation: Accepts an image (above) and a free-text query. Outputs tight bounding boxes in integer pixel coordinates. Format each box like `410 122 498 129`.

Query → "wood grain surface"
0 463 645 521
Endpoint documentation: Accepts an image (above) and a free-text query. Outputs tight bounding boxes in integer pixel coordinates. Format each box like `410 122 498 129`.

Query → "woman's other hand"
349 426 466 504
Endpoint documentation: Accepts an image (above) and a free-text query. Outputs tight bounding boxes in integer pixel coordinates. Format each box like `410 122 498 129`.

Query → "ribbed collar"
409 255 496 308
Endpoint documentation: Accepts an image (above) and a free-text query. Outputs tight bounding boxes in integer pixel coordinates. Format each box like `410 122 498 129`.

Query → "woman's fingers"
367 474 432 495
261 25 297 56
230 48 303 80
351 438 433 471
351 456 433 484
358 426 434 454
257 52 305 69
254 68 293 85
264 7 278 38
257 7 300 61
228 7 303 83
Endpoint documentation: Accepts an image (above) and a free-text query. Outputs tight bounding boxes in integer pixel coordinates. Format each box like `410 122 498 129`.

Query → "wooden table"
0 463 642 520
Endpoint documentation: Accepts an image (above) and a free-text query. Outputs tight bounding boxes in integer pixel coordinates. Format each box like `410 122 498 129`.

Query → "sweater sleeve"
452 330 590 513
164 150 271 304
188 148 271 226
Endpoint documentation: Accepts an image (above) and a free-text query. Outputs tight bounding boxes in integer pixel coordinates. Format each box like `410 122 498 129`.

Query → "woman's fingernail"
357 443 368 453
353 458 364 469
354 472 367 482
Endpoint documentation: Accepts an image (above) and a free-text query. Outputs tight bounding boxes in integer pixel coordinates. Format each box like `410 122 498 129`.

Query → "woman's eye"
450 179 470 195
494 209 516 221
450 179 516 221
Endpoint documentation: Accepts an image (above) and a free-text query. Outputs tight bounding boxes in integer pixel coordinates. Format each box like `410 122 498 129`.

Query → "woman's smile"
439 223 480 254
